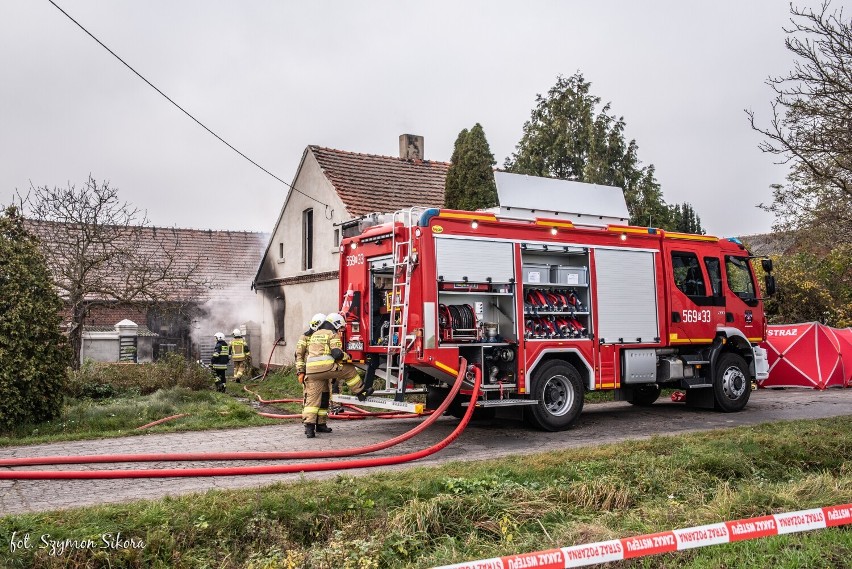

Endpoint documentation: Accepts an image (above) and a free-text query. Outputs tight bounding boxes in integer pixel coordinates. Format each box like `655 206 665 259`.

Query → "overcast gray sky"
2 1 844 237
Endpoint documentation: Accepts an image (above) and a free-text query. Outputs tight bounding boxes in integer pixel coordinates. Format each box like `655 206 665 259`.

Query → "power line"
46 0 333 213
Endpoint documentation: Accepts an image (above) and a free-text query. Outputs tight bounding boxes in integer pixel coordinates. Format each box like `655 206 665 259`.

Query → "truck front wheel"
713 352 750 412
526 360 584 431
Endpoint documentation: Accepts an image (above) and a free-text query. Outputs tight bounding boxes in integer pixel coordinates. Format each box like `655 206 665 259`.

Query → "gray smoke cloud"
189 284 263 360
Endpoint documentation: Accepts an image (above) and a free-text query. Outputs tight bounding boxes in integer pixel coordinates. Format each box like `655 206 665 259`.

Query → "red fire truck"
335 173 774 431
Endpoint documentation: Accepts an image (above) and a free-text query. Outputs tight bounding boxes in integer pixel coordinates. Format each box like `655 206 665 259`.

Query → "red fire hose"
259 337 285 381
135 414 190 430
0 359 469 469
0 365 480 479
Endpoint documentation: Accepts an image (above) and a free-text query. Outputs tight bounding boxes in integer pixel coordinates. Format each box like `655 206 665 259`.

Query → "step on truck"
334 172 775 431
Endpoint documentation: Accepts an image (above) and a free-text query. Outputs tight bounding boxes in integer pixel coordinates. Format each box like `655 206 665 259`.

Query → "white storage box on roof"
488 171 629 227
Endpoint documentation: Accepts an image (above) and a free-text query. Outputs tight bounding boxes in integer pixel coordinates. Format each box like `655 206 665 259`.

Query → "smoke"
189 283 263 357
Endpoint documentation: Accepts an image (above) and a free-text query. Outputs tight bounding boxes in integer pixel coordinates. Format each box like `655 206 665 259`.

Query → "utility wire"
46 0 333 213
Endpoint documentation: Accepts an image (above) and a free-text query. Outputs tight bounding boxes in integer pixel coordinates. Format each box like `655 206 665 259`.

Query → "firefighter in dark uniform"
211 332 230 392
302 313 371 438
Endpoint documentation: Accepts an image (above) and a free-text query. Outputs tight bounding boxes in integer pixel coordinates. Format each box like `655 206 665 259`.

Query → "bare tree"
17 176 207 367
747 1 852 246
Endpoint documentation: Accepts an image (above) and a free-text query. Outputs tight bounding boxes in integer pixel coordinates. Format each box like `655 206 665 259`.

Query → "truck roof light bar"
534 218 575 230
437 210 498 222
664 232 719 243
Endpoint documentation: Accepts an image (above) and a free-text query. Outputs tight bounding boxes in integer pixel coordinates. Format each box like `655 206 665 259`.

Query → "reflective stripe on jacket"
305 329 341 374
294 333 310 374
229 339 249 361
211 340 230 370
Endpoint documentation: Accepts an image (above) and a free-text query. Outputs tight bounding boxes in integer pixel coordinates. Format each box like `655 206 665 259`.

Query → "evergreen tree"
669 202 705 234
0 206 69 430
506 72 702 232
444 124 498 211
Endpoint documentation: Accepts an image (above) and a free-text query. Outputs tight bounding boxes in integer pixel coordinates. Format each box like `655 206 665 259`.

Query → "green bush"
0 206 70 430
65 353 212 399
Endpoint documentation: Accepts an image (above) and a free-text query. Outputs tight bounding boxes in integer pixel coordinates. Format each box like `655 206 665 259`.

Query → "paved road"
1 388 851 515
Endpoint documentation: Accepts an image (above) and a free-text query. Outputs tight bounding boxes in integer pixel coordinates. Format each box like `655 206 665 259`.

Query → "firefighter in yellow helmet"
229 328 250 383
302 313 371 438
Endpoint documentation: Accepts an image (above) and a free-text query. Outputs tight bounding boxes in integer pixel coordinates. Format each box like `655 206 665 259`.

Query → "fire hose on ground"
0 360 473 476
242 370 425 420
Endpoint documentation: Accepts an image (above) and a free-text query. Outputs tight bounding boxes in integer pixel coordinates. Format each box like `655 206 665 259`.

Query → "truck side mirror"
761 259 773 273
764 274 776 297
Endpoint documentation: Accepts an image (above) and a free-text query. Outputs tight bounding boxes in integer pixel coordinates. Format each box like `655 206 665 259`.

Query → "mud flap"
685 387 715 409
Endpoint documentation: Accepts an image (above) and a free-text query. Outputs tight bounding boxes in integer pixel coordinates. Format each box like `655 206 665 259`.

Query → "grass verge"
0 417 850 568
0 368 306 447
0 387 279 447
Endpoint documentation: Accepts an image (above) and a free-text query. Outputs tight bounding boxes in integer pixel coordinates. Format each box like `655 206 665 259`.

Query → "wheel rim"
721 365 746 400
543 374 574 416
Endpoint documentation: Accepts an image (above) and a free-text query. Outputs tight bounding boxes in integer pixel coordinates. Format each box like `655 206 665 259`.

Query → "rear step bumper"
462 398 539 408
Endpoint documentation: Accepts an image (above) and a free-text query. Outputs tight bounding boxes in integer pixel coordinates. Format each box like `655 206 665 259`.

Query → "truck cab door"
722 255 764 342
667 250 725 344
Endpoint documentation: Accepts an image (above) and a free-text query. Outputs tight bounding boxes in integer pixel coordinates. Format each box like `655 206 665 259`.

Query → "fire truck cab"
336 172 773 431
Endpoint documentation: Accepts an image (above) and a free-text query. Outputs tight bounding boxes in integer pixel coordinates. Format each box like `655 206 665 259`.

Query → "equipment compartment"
521 246 592 341
437 286 517 344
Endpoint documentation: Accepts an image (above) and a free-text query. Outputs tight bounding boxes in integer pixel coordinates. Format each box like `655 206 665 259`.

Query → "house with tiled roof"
253 135 449 366
739 232 797 257
29 220 268 364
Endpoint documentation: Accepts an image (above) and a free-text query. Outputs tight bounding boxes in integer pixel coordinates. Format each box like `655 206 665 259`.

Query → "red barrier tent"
761 323 847 389
833 327 852 387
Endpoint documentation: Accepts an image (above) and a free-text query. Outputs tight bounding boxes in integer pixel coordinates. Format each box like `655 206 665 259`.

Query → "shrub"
0 206 70 429
65 353 213 399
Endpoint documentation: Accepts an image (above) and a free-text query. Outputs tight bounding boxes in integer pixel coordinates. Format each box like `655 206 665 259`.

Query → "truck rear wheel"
526 360 584 431
628 384 661 406
713 352 750 412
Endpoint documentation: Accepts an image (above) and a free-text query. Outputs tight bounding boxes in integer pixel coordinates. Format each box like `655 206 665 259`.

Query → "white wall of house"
255 150 351 366
80 324 155 364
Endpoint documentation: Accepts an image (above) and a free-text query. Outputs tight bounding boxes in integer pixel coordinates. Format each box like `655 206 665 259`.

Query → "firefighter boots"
315 424 333 433
304 423 316 438
356 386 375 402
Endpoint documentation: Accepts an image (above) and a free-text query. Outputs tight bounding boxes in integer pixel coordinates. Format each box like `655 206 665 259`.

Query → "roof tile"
28 220 268 301
310 146 449 216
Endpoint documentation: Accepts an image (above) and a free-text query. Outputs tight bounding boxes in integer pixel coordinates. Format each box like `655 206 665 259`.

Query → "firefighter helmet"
309 313 327 331
232 328 242 337
214 332 225 341
326 313 345 331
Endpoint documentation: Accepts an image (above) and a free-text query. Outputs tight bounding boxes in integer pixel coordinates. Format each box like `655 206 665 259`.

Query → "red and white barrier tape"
433 503 852 569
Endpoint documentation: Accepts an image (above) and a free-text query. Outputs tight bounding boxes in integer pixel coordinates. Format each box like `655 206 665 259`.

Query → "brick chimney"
399 134 424 161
